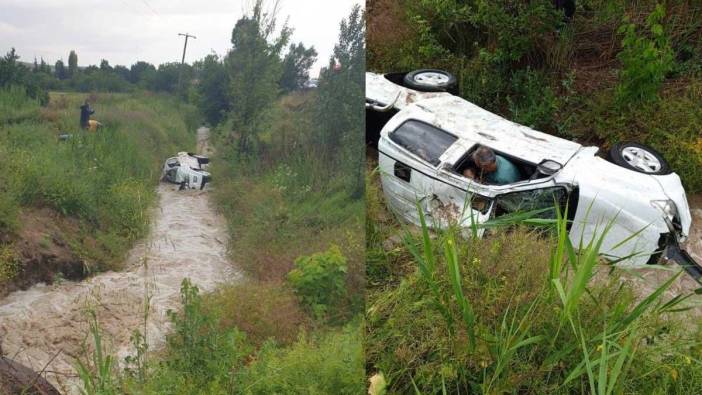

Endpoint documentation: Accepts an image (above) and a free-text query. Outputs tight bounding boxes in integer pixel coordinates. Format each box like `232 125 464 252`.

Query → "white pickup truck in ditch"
161 152 211 190
366 69 701 283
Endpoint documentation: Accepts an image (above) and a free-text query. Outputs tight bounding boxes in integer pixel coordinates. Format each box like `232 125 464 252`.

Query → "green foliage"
316 4 365 196
226 0 291 153
54 59 67 80
279 42 318 92
507 68 558 130
197 54 230 125
288 246 349 319
75 311 119 395
238 324 364 395
145 62 187 93
153 279 250 392
615 3 674 105
68 50 78 77
0 48 48 104
0 243 19 282
209 282 309 346
570 80 702 192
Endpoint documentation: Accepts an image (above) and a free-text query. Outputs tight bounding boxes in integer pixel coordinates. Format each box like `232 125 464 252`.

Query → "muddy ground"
0 127 240 393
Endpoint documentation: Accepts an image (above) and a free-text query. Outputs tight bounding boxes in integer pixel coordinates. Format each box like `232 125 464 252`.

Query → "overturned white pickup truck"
161 152 211 190
367 69 701 282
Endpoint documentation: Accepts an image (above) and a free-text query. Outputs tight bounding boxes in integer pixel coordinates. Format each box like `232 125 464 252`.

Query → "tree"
113 65 130 81
99 59 112 72
39 58 51 74
0 48 23 87
315 5 365 196
129 61 156 83
148 62 184 92
54 59 67 80
226 0 291 153
197 54 230 125
68 50 78 77
279 43 318 92
0 48 48 104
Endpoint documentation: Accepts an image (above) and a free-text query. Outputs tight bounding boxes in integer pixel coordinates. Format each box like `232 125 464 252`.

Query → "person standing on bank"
79 99 94 130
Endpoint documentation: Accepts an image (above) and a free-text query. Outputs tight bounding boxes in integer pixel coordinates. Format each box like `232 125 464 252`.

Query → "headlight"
651 200 677 220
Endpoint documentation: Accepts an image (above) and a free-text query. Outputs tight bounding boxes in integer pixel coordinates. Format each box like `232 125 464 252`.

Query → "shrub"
208 282 309 346
507 68 558 131
0 243 19 282
238 323 364 395
149 279 251 393
615 3 674 105
287 246 348 319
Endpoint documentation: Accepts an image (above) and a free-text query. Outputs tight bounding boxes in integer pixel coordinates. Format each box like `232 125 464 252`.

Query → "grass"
365 160 702 394
0 88 195 286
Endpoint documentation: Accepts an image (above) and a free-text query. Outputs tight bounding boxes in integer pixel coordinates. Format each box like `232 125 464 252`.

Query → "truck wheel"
403 69 458 93
608 142 671 175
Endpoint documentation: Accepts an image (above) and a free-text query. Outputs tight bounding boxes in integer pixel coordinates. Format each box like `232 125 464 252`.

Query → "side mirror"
536 160 563 176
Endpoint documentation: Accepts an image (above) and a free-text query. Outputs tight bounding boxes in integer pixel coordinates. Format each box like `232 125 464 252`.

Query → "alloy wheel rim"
621 146 661 173
414 71 450 86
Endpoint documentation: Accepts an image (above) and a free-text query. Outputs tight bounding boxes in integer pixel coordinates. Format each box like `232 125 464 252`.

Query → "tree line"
1 26 318 104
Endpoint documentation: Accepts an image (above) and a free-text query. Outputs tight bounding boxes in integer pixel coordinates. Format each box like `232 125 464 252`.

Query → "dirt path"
0 127 239 392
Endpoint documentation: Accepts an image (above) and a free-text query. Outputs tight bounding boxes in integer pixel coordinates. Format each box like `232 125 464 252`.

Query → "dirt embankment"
0 209 89 298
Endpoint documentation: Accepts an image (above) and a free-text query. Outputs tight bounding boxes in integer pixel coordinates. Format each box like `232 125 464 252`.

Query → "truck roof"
403 95 583 165
367 72 583 165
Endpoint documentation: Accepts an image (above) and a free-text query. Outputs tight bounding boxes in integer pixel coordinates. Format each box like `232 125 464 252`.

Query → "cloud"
2 0 362 73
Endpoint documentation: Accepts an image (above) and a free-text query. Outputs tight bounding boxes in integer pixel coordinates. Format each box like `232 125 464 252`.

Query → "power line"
139 0 159 16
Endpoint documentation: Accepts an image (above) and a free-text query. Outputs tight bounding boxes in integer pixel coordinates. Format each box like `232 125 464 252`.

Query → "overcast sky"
1 0 362 76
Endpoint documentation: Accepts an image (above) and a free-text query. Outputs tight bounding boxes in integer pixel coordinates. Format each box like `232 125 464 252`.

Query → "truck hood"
558 151 691 237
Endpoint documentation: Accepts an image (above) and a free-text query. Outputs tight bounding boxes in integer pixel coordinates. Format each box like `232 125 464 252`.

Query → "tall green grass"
366 169 702 393
0 89 194 277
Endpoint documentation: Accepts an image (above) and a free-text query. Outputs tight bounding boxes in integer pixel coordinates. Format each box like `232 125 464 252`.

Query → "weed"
616 3 675 105
288 246 349 320
75 310 119 395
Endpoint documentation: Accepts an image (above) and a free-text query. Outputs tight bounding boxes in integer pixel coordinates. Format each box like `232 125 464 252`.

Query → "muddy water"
0 127 240 393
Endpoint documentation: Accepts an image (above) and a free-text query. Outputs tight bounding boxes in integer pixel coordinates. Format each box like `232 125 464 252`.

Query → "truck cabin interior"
453 145 543 184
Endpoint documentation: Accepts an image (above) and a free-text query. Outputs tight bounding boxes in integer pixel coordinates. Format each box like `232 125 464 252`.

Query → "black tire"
403 69 458 93
607 142 671 175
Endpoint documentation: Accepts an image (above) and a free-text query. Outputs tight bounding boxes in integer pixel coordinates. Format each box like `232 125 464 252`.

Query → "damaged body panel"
162 152 211 190
367 70 700 281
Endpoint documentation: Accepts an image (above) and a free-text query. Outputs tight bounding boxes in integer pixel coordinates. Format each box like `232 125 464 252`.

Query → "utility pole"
177 32 196 94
